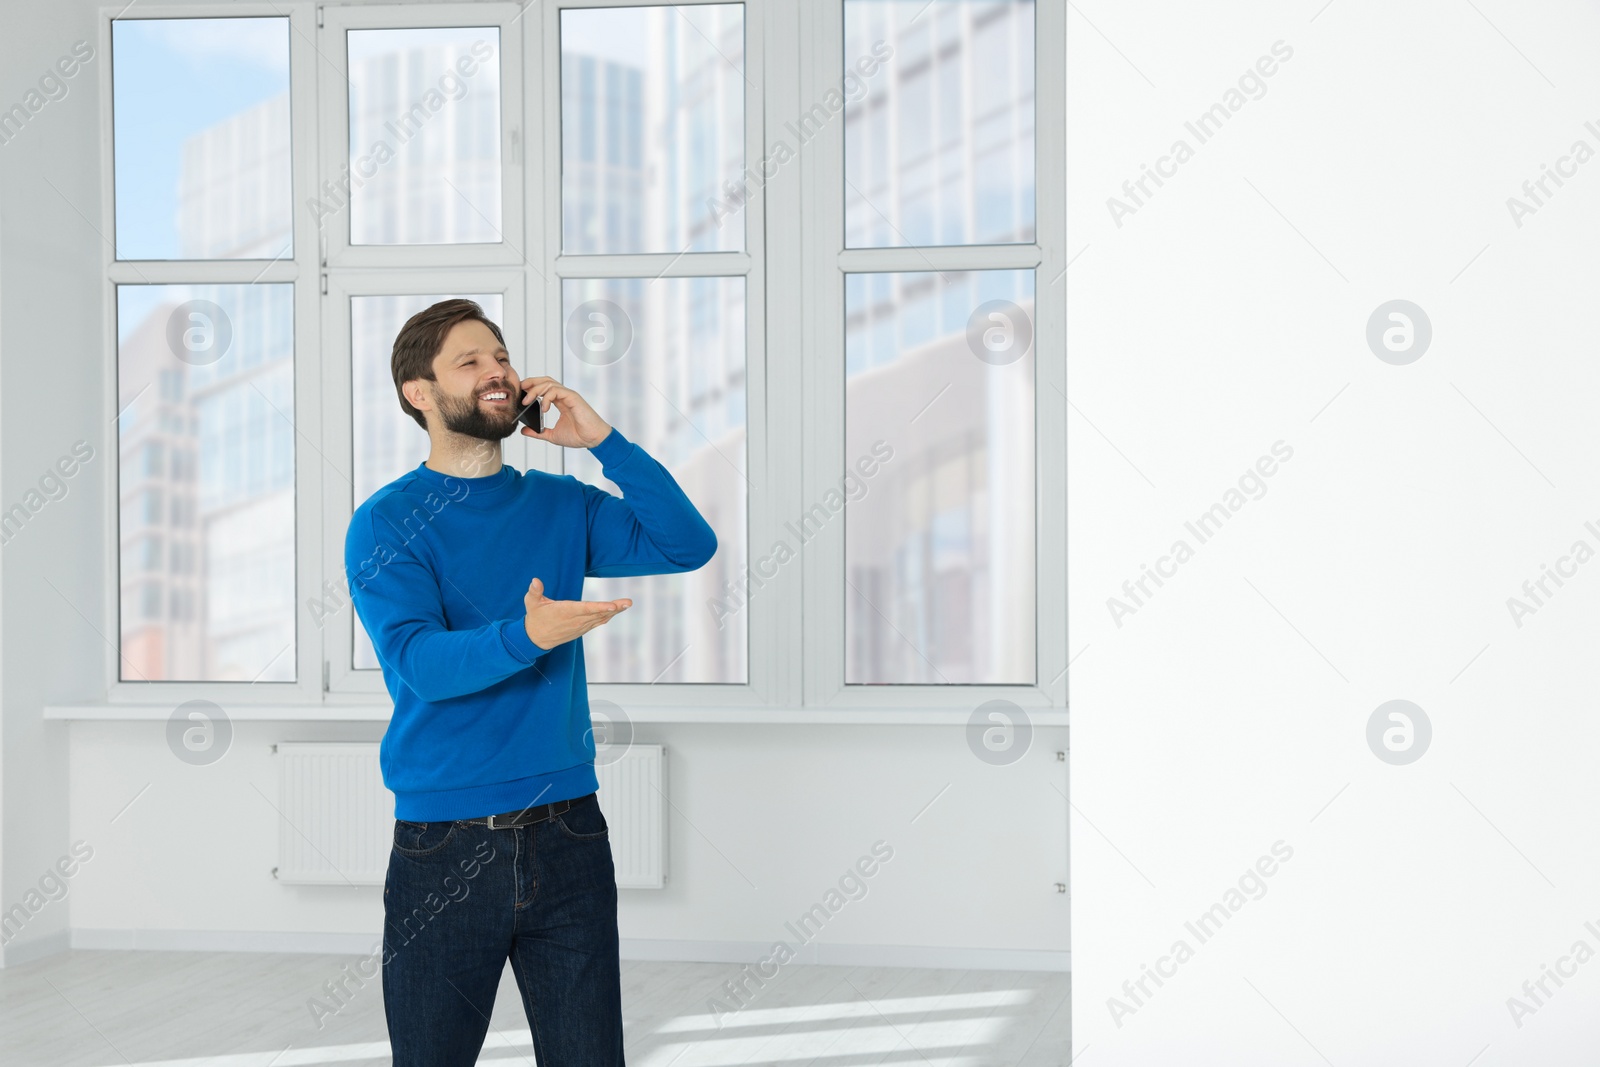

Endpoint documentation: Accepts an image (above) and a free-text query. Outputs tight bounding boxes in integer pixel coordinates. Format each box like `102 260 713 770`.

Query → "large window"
103 0 1063 712
555 4 752 685
805 0 1058 707
111 16 299 685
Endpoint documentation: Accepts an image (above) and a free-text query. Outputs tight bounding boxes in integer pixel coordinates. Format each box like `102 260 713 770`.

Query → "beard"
432 384 522 443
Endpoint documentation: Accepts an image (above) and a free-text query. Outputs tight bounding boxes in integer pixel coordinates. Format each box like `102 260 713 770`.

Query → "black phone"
516 388 542 434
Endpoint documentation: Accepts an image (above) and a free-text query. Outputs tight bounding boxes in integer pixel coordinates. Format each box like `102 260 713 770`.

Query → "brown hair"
391 298 508 431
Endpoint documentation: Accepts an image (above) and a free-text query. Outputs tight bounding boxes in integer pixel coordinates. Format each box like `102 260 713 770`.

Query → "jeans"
382 792 626 1066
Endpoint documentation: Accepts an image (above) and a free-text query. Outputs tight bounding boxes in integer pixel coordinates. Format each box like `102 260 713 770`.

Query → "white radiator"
273 742 667 889
597 744 668 888
274 743 392 885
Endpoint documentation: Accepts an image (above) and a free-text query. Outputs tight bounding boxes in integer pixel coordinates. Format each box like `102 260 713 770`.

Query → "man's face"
420 319 524 443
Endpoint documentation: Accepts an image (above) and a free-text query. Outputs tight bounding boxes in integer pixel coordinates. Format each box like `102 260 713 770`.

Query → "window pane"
844 0 1035 248
561 277 747 683
349 292 504 671
117 284 296 681
346 29 502 245
561 5 745 254
844 270 1034 683
112 18 292 259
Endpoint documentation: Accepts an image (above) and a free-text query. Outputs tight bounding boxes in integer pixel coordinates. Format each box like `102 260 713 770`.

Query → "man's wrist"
587 423 633 468
504 616 551 662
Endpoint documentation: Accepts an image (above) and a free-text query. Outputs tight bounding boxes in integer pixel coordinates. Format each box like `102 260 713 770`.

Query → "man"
344 298 716 1066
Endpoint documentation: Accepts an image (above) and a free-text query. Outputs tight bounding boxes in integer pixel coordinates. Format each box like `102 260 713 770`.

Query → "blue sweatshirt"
344 426 716 821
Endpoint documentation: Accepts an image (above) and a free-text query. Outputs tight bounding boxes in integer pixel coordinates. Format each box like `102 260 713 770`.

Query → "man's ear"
405 380 429 412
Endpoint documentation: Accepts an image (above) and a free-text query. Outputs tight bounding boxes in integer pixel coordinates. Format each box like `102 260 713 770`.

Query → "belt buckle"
485 797 573 830
486 803 543 830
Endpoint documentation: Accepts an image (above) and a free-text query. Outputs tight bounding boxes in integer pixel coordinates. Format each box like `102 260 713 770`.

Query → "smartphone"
516 388 542 434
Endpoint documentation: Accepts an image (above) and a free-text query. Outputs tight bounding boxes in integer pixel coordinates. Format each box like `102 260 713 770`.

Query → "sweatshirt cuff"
588 425 633 469
498 616 550 665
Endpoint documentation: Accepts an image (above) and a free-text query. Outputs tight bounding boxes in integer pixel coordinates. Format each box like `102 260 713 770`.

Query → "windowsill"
43 703 1069 726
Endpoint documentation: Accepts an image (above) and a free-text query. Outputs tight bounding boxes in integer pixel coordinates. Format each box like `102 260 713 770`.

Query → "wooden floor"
0 950 1069 1066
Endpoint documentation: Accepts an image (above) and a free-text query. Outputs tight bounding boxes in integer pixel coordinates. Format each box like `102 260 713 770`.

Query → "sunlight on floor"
635 988 1037 1065
655 988 1033 1031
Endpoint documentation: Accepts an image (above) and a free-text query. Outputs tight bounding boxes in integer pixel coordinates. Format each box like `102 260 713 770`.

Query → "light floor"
0 950 1069 1066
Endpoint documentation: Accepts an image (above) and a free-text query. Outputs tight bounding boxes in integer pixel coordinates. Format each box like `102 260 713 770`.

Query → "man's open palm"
523 576 631 651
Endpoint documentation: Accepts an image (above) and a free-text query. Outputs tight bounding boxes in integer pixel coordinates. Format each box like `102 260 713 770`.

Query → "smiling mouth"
479 391 511 404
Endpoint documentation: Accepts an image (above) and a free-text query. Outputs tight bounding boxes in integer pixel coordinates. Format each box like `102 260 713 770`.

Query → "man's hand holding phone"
515 377 613 449
523 576 631 651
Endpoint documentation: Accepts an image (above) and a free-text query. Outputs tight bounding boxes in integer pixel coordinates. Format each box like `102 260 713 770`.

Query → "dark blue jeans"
381 792 626 1066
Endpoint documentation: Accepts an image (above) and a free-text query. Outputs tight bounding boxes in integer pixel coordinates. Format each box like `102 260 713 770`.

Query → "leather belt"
463 792 593 830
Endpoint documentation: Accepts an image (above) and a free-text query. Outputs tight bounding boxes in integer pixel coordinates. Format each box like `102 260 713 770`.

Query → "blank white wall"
0 0 106 966
1070 0 1600 1060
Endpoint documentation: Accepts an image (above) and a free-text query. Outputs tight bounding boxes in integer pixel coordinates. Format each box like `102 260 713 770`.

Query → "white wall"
0 0 107 966
64 720 1067 966
0 0 1069 973
1071 0 1600 1060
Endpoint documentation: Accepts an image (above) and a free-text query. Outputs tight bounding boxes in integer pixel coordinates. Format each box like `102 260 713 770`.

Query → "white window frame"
318 3 528 269
101 2 324 705
798 0 1066 710
95 0 1066 719
538 0 780 708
